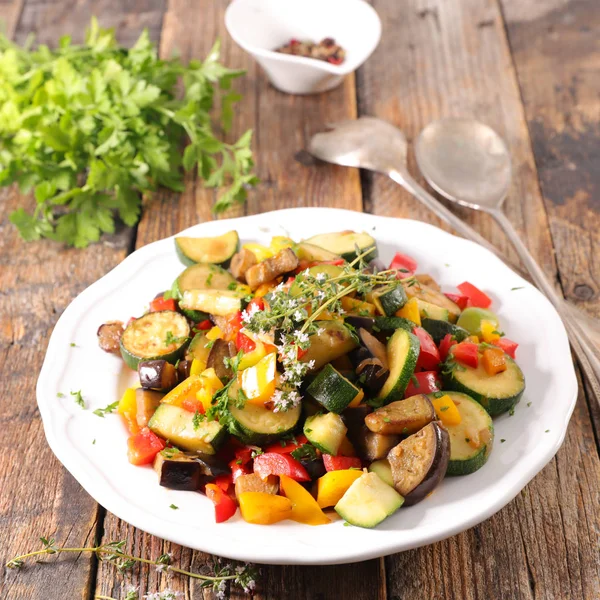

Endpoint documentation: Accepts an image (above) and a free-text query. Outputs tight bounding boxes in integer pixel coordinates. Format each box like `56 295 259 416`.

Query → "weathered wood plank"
0 0 23 37
357 0 600 599
97 1 380 599
0 2 164 599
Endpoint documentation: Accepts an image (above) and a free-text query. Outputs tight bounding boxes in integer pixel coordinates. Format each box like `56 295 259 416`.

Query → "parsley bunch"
0 18 257 247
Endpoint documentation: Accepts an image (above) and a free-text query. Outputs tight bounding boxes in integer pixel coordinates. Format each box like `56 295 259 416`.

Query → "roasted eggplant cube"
138 360 178 391
154 452 203 491
365 394 435 435
207 339 237 381
358 427 400 461
136 388 164 427
300 457 327 481
176 359 192 381
387 421 450 506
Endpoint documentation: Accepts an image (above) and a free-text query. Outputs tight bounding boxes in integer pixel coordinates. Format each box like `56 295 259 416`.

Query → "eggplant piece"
414 274 440 291
138 360 178 391
234 473 279 499
177 359 192 381
154 451 204 491
245 248 300 290
345 316 376 334
136 388 164 427
207 339 237 380
358 427 400 461
97 320 124 354
387 421 450 506
365 394 436 435
230 248 258 282
300 457 327 481
153 450 230 491
348 331 390 394
343 405 373 442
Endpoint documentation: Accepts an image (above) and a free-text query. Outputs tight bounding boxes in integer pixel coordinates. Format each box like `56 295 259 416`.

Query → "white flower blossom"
307 360 315 369
317 328 325 335
293 310 303 321
216 580 227 599
235 565 246 574
294 330 309 344
316 272 326 282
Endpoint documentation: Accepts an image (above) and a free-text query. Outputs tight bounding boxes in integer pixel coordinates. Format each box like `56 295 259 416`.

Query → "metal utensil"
308 116 600 396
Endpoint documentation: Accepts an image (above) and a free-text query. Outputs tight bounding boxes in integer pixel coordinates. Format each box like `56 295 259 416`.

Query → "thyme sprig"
6 537 257 597
242 247 407 411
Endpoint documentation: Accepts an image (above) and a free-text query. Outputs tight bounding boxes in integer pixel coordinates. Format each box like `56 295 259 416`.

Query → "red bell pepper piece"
307 259 346 267
214 474 233 493
265 434 308 454
235 331 256 353
413 326 441 371
149 296 177 312
451 342 479 368
205 483 237 523
389 252 418 277
181 399 204 414
444 292 469 310
403 371 442 398
438 333 457 362
228 311 244 335
127 427 166 466
493 337 518 359
457 282 492 309
322 454 362 472
234 446 254 465
195 319 212 331
229 458 252 482
253 452 310 482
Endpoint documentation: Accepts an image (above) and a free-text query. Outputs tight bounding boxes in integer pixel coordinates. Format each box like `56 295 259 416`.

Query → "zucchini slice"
307 364 362 413
295 242 342 263
368 459 394 487
443 355 525 416
304 231 378 262
420 318 469 345
335 472 404 528
120 310 190 370
147 404 226 454
377 329 420 405
304 412 347 455
404 282 461 323
430 391 494 476
179 289 246 317
417 299 449 322
185 332 212 363
175 230 239 267
299 320 358 371
373 316 415 333
372 285 407 316
227 382 301 445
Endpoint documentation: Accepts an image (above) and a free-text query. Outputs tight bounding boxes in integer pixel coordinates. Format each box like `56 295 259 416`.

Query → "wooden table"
1 1 598 598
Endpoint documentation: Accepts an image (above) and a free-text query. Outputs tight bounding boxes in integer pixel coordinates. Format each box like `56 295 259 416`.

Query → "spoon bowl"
415 118 512 211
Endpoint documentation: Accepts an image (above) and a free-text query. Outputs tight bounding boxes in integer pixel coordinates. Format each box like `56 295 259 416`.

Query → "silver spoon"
309 116 600 397
414 117 600 392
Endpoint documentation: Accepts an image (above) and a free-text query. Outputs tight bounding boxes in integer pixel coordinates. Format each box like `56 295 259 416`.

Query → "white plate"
37 208 577 565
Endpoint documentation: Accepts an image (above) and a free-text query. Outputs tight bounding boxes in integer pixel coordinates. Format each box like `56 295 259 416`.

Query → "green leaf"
182 143 197 172
9 208 53 241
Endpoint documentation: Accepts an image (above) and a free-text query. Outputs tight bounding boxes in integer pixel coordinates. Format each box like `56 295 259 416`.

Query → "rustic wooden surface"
0 0 598 599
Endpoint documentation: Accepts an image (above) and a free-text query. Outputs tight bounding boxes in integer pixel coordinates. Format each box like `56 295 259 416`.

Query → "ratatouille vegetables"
97 230 525 528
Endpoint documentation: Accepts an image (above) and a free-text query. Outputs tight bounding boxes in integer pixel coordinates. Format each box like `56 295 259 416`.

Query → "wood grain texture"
358 1 600 599
97 2 378 599
0 2 162 599
500 0 600 319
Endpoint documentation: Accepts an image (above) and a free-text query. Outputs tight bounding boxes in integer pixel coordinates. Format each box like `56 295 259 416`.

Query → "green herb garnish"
93 400 119 417
70 390 85 409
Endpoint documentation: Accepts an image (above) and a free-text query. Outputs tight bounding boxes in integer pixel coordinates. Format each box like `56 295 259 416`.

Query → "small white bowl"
225 0 382 95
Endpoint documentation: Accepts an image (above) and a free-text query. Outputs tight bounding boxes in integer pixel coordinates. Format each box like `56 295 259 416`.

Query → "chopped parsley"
291 443 319 462
511 286 524 291
410 374 420 388
169 504 179 510
227 281 238 291
440 406 449 412
383 417 391 423
250 448 263 459
93 401 119 418
205 273 213 287
192 410 205 430
164 330 188 347
500 439 506 443
70 390 85 409
70 342 77 347
56 392 65 398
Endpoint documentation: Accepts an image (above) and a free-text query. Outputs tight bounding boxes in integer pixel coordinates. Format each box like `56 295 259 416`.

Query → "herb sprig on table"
0 17 257 247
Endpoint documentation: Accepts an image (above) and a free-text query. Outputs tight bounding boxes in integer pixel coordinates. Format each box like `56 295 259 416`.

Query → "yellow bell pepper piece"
206 326 222 341
396 297 421 326
238 492 293 524
238 336 267 371
240 352 276 405
196 387 213 413
199 367 224 391
254 282 277 299
317 469 363 508
117 387 139 434
279 475 330 526
480 320 501 343
270 236 295 253
466 335 480 344
341 296 376 317
161 375 205 407
431 394 462 427
190 358 205 376
243 243 273 262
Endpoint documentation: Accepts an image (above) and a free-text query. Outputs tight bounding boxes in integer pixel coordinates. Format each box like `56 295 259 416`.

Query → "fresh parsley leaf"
93 401 119 418
70 390 85 409
440 406 449 412
290 443 318 462
4 22 256 248
164 331 188 346
169 504 179 510
70 342 77 347
192 410 205 430
227 282 238 291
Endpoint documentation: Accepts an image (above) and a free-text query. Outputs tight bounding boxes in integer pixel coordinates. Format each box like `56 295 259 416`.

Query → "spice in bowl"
275 38 346 65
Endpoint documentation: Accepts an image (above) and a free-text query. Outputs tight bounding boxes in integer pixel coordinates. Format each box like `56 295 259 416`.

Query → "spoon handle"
491 209 600 396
